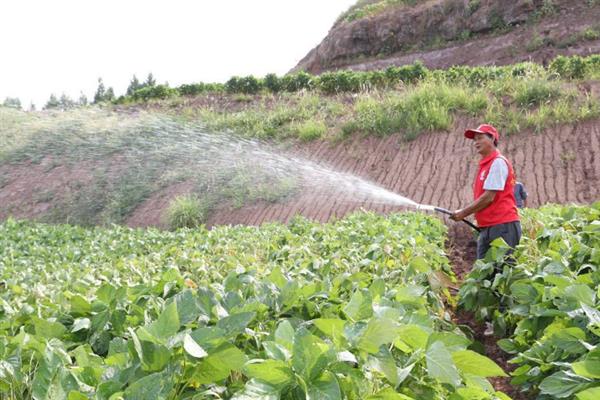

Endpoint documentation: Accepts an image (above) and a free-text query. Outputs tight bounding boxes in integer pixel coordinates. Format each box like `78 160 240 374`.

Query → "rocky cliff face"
294 0 600 73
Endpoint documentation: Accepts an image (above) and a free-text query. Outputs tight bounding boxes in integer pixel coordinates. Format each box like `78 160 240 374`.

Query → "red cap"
464 124 499 142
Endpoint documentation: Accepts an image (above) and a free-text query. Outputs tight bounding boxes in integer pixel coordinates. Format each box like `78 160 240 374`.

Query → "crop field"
0 204 598 399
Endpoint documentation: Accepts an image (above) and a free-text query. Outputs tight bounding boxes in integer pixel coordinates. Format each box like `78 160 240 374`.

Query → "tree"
93 77 106 104
145 73 156 87
29 103 36 111
105 87 115 102
2 97 22 109
44 94 60 109
78 92 88 106
126 75 141 96
59 93 75 109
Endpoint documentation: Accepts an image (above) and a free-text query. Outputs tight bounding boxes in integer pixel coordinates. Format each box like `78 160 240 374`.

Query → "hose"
434 207 480 232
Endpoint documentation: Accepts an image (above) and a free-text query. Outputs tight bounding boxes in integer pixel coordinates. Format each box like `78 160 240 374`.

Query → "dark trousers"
476 221 522 260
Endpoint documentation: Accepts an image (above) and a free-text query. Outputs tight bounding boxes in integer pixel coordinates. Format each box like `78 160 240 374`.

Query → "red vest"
473 150 520 228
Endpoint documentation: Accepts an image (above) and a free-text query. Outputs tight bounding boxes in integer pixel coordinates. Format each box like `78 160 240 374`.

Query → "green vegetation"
0 109 297 226
187 56 599 140
0 212 514 399
2 202 599 399
165 195 209 230
460 203 600 399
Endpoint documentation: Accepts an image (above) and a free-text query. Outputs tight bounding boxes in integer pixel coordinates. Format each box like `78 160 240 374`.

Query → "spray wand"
433 207 480 232
414 204 480 231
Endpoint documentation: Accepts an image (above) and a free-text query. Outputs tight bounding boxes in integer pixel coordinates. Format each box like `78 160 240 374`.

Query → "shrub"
165 195 207 230
318 70 363 94
297 120 327 141
226 76 262 94
131 85 178 101
583 27 600 41
178 83 206 96
281 71 315 92
264 73 282 93
513 80 562 107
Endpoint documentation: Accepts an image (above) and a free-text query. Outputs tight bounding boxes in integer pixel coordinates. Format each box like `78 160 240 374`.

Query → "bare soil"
295 0 600 74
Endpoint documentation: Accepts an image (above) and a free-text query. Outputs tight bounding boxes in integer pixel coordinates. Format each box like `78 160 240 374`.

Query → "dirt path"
445 222 527 400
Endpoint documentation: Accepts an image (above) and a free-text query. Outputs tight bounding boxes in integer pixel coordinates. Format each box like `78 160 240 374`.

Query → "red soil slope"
201 118 599 227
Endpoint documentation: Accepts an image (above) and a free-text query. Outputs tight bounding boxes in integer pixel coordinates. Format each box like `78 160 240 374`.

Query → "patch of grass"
583 27 600 41
297 120 327 141
165 195 209 230
513 80 563 107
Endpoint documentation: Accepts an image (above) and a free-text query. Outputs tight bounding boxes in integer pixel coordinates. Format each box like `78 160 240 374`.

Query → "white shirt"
483 158 508 191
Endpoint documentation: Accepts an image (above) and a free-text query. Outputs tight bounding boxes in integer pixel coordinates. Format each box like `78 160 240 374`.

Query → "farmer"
450 124 521 260
514 180 528 209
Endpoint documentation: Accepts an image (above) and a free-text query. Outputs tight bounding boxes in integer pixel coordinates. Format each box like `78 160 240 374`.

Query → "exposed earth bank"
294 0 600 74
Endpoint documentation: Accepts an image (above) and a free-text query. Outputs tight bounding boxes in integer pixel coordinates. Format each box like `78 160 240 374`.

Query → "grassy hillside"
1 55 599 227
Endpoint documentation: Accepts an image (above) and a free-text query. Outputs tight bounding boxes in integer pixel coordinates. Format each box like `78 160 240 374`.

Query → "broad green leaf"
366 348 399 386
572 349 600 379
358 318 400 354
217 311 256 336
173 289 203 325
232 379 279 400
451 350 507 377
32 361 78 400
366 388 415 399
70 295 92 316
292 329 333 382
306 371 341 400
576 387 600 400
539 371 591 398
313 318 346 345
394 324 429 352
193 343 247 385
32 317 67 339
183 334 208 359
123 371 174 400
146 301 180 340
343 289 373 321
275 320 295 351
244 359 294 388
425 341 461 387
564 285 595 306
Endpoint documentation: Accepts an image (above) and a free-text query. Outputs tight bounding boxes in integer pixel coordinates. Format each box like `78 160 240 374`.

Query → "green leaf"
425 341 461 387
313 318 346 345
275 320 295 351
576 387 600 400
358 318 400 354
183 334 208 359
173 289 203 325
366 388 415 399
292 329 333 382
32 361 78 400
244 359 294 388
572 349 600 379
394 324 429 352
451 350 507 377
217 311 256 337
565 285 595 306
306 371 341 400
343 289 373 321
71 318 91 333
366 348 399 387
232 379 279 400
539 371 591 398
123 371 174 400
146 301 180 340
192 343 247 385
32 317 67 339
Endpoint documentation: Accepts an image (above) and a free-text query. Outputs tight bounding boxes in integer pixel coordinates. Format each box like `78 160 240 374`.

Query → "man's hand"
451 209 468 221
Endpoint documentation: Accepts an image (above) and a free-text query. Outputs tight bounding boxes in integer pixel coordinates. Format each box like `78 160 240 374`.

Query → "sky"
0 0 355 108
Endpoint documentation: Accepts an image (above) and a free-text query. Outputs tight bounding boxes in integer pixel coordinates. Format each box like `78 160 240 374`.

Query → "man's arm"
451 190 497 221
